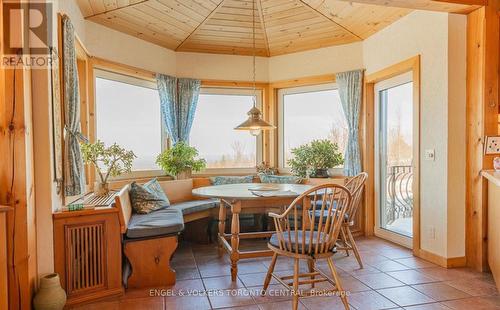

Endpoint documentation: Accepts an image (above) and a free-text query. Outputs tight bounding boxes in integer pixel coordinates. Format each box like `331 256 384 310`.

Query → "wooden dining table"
192 183 312 281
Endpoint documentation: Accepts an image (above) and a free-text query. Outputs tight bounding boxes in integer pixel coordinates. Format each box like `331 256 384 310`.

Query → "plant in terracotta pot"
81 140 136 195
156 142 206 179
287 139 344 178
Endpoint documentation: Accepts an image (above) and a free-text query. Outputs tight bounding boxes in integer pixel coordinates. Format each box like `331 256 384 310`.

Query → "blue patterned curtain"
156 74 200 144
62 16 86 196
336 70 364 176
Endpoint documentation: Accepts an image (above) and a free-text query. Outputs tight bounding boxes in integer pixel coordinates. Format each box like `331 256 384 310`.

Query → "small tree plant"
81 140 136 194
156 142 206 179
287 139 344 178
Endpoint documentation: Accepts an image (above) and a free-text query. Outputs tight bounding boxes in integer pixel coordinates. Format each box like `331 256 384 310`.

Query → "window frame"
94 69 166 180
277 82 344 175
191 86 264 176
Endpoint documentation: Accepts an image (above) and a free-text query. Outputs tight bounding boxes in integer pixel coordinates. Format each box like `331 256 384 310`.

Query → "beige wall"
85 22 177 76
176 51 269 81
447 14 467 258
268 42 364 81
363 11 466 258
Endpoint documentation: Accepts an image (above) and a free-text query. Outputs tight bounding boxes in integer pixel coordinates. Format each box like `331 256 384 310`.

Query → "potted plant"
287 139 344 178
256 161 278 175
156 142 206 179
81 140 136 195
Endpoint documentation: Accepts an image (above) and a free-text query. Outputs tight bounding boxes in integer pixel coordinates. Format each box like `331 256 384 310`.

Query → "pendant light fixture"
234 0 275 137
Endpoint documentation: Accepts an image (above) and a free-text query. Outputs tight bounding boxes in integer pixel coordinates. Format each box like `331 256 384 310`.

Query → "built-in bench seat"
126 208 185 239
170 198 219 216
115 179 221 289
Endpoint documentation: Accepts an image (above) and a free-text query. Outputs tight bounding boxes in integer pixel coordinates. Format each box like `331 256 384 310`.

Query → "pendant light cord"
252 0 256 108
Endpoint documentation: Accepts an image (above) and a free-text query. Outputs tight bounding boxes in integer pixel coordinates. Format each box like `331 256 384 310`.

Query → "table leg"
230 201 241 281
218 200 227 257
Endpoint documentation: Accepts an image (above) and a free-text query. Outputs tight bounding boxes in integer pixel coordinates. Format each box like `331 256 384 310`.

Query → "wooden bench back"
159 179 195 203
115 184 132 234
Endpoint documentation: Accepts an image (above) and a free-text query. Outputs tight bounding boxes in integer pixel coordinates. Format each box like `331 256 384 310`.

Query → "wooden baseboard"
415 249 466 268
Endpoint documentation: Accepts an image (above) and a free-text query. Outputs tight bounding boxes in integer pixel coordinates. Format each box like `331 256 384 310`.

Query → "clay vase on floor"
33 273 67 310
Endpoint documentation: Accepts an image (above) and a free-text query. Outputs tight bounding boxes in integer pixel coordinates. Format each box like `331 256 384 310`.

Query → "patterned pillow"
210 175 254 186
144 178 170 205
129 181 170 214
258 173 302 184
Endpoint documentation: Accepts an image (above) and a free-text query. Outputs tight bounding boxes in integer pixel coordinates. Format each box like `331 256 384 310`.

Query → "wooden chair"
337 172 368 268
263 184 352 310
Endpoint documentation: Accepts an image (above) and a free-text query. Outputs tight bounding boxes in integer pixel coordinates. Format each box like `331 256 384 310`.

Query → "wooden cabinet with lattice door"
53 207 123 307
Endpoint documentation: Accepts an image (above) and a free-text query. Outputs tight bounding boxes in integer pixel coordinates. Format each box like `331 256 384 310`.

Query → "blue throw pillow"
143 178 170 206
129 180 170 214
210 175 254 186
258 173 302 184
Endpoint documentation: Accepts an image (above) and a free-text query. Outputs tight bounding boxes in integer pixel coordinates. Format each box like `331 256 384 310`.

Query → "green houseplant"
287 139 344 178
156 142 206 179
81 140 136 195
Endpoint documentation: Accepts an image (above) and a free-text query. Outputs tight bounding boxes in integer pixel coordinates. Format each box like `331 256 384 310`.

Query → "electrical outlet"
425 149 435 161
428 227 436 240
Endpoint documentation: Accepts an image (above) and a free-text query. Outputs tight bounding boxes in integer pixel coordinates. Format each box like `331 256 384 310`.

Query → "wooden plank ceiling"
77 0 480 56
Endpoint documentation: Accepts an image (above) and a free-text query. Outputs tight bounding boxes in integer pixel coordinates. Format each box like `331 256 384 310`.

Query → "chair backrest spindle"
271 184 351 256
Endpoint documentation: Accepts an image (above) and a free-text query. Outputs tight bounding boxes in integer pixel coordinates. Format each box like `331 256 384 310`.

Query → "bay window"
95 70 163 172
190 88 262 172
278 83 348 171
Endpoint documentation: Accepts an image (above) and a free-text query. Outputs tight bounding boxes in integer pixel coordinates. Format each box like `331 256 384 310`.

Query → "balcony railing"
385 165 413 225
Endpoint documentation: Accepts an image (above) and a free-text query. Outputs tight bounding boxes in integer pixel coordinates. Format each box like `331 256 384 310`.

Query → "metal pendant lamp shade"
234 0 275 136
235 106 275 136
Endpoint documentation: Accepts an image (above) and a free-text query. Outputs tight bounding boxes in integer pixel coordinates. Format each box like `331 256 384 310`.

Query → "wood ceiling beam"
175 0 226 51
331 0 482 14
298 0 363 41
433 0 486 5
84 0 150 19
256 0 271 57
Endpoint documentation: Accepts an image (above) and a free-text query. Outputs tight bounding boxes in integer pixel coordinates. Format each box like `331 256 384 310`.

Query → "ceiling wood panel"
302 0 411 39
78 0 482 56
332 0 480 14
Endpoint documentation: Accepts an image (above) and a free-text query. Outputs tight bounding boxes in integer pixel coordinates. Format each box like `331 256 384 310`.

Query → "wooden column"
466 3 500 271
0 206 12 309
0 67 37 309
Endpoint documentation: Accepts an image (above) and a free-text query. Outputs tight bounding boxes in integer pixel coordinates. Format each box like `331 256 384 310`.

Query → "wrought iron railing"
385 165 413 224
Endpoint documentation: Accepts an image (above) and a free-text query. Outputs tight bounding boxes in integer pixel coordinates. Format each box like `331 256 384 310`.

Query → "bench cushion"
258 173 302 184
210 175 253 185
126 208 184 239
170 199 219 215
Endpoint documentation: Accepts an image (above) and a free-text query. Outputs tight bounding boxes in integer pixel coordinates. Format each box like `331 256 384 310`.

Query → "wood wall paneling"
465 2 499 271
0 62 37 310
0 207 12 310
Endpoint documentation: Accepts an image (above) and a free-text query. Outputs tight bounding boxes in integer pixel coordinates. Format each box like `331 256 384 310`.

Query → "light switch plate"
485 136 500 155
425 149 435 161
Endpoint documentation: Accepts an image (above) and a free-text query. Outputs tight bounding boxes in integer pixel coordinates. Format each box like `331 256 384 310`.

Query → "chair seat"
269 231 334 254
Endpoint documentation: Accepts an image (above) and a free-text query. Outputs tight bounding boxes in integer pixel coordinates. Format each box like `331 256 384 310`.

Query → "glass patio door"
375 72 414 247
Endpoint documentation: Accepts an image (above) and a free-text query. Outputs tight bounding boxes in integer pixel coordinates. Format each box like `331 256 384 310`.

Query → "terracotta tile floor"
74 237 499 310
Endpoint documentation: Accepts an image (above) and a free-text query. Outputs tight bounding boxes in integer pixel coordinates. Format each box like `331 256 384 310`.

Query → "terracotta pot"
176 169 192 180
94 181 109 196
33 273 67 310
